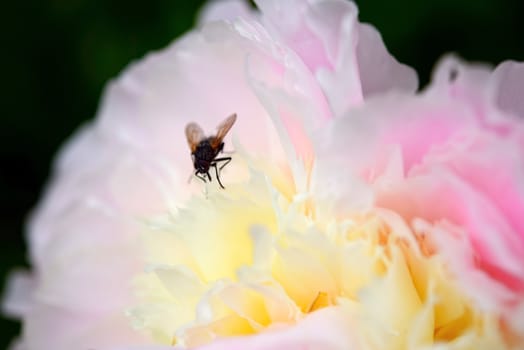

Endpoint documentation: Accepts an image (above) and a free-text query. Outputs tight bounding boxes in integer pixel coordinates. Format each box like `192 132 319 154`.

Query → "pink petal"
356 23 418 98
256 0 364 115
419 131 524 252
194 307 358 350
255 0 417 114
313 92 477 185
2 270 34 318
254 0 339 72
21 303 148 350
429 55 524 134
492 60 524 119
5 338 25 350
198 0 254 24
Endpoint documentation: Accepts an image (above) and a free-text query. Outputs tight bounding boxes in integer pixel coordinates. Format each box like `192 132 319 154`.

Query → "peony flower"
3 0 524 349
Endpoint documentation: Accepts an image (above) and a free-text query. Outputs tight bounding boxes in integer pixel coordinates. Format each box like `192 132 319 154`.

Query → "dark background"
0 0 522 347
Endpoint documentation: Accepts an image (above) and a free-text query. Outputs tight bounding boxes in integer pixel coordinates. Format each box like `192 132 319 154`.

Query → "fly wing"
211 113 237 148
185 122 205 153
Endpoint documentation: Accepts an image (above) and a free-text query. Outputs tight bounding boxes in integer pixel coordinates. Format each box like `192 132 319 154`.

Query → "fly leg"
195 172 208 184
212 162 225 189
212 157 232 189
214 157 231 172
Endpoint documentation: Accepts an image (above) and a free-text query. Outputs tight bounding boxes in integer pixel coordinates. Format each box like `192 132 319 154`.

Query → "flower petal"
198 0 254 24
356 23 418 98
2 270 34 318
313 91 476 195
255 0 417 114
492 60 524 119
193 306 358 350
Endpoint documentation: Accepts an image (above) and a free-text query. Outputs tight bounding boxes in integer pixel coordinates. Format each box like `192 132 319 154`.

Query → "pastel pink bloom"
2 1 415 349
189 59 524 350
3 0 524 350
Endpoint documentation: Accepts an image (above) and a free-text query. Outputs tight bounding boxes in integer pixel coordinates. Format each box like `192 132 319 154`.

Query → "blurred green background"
0 0 522 348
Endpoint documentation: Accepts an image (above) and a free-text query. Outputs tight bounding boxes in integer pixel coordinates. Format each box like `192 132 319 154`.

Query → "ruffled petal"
2 270 34 318
356 23 418 98
198 0 254 24
193 307 358 350
492 60 524 119
255 0 417 115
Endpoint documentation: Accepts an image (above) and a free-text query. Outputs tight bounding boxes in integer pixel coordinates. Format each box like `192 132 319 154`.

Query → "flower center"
128 154 508 348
